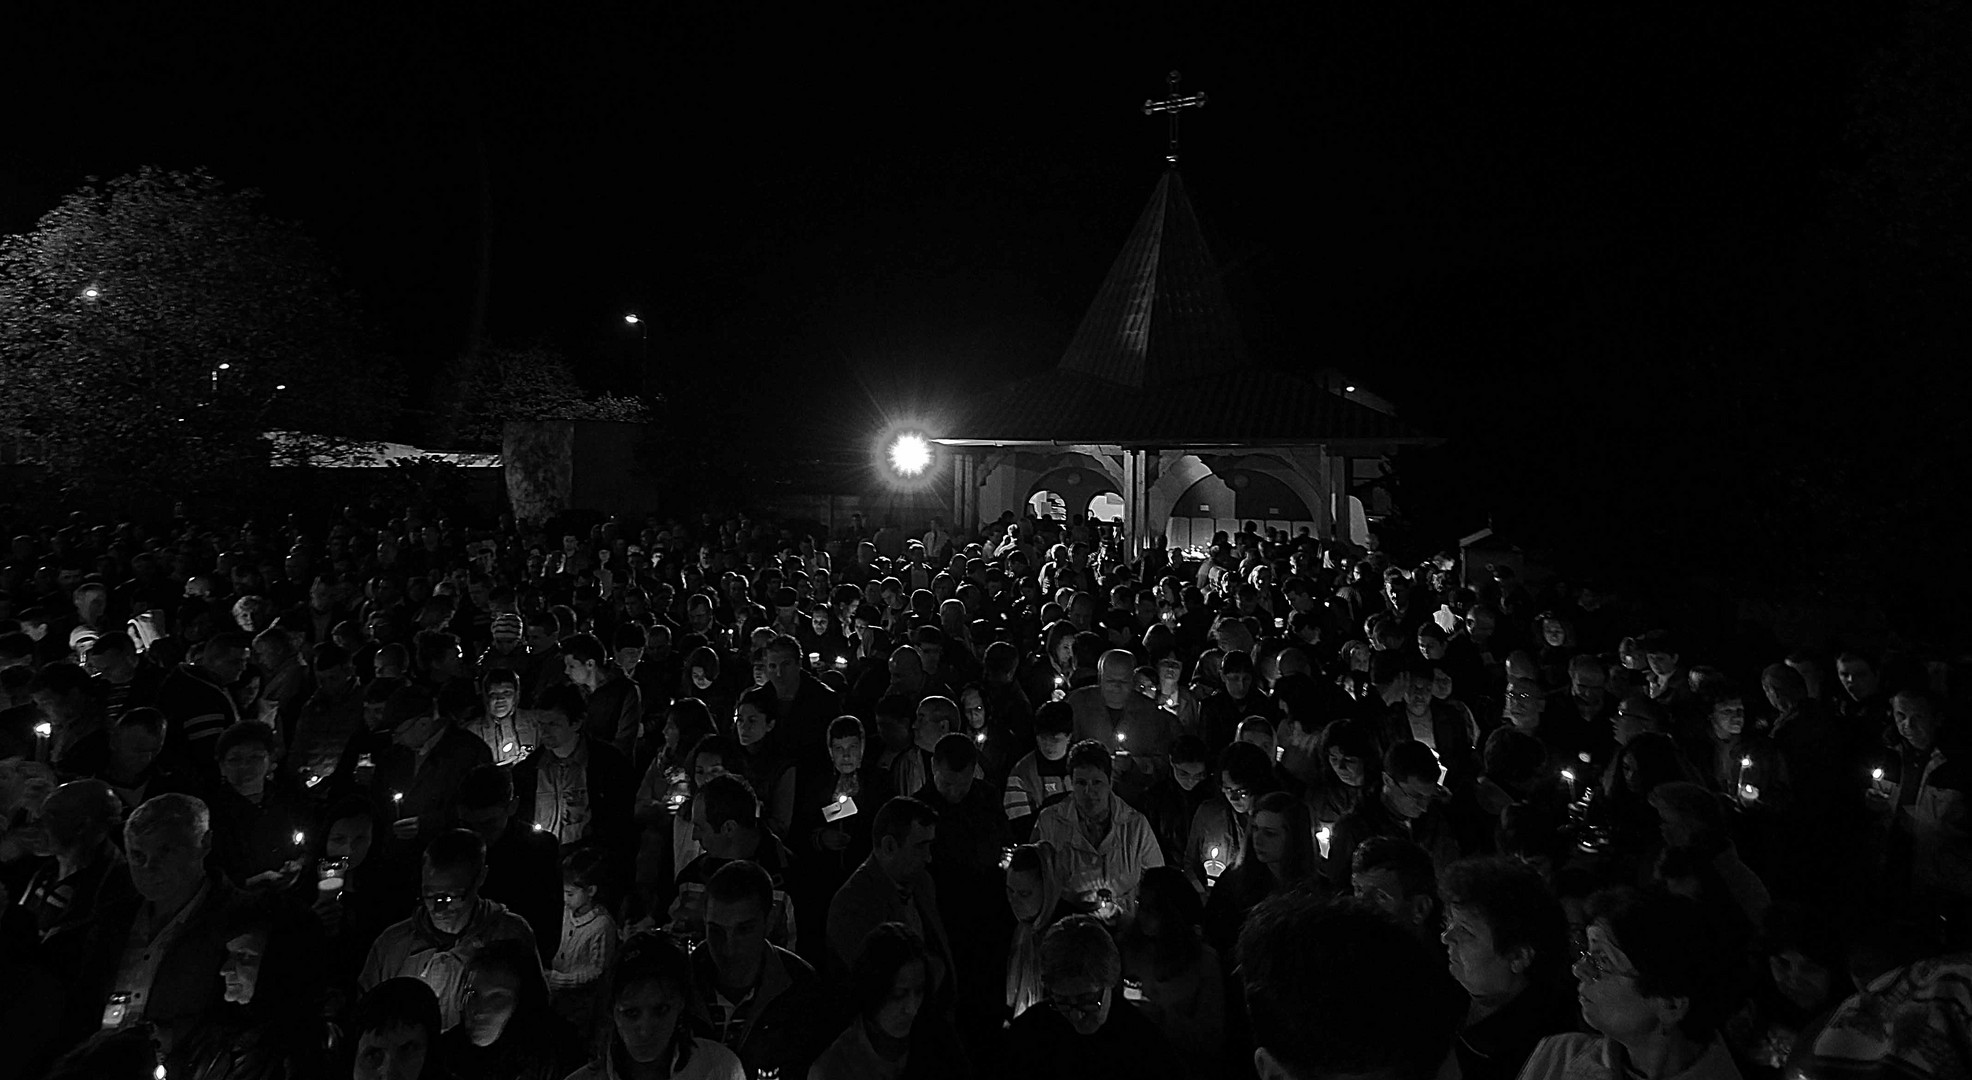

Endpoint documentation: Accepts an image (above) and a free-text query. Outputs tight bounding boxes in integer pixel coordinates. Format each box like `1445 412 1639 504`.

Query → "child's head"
828 715 865 775
1034 700 1075 762
561 846 612 914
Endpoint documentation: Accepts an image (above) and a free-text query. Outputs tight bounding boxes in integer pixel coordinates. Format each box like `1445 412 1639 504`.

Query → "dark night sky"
6 2 1958 575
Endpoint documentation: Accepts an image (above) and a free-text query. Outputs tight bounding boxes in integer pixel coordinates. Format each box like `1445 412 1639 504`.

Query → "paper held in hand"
823 795 860 823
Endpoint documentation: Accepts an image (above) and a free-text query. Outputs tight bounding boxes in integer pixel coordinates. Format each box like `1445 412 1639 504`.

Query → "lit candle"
808 652 820 666
392 791 404 813
33 720 52 762
973 730 987 747
1577 751 1591 764
1740 755 1753 771
1739 782 1760 802
304 773 322 789
532 822 546 832
292 830 306 848
1054 675 1065 688
1871 767 1885 782
501 741 514 754
1316 824 1333 860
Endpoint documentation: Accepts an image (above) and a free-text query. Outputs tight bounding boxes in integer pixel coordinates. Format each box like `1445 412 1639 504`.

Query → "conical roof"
1055 169 1249 388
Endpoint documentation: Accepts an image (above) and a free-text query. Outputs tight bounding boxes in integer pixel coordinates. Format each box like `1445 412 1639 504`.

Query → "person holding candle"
206 721 316 890
1066 650 1179 808
1002 700 1077 844
1032 739 1164 924
1203 790 1316 953
369 684 491 865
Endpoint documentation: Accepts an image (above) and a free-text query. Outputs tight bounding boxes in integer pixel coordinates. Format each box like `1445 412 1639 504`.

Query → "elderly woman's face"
1046 973 1113 1037
1441 904 1528 1000
1575 923 1660 1041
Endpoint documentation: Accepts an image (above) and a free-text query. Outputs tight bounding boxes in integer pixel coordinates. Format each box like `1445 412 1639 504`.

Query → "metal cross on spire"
1141 70 1207 166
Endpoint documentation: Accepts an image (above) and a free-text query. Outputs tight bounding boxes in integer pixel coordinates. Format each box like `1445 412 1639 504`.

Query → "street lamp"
887 432 932 477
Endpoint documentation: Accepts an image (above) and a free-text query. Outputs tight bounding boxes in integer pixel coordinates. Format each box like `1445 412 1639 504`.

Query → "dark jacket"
511 736 636 856
686 942 833 1079
1003 996 1184 1080
480 819 563 963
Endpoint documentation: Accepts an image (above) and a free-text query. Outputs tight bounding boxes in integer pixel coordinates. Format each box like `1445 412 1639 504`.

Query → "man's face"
203 646 250 686
1645 650 1678 677
1385 774 1443 820
562 655 597 689
221 930 268 1005
1710 699 1746 739
220 741 273 795
1173 761 1206 792
1352 867 1417 925
109 725 163 777
1837 658 1878 702
762 649 797 685
1894 694 1940 752
1223 671 1253 700
1099 660 1132 709
886 822 936 878
421 859 480 934
1572 668 1608 706
704 894 770 989
128 825 208 904
1045 976 1112 1037
911 710 946 753
1070 765 1111 817
932 761 974 804
614 646 643 674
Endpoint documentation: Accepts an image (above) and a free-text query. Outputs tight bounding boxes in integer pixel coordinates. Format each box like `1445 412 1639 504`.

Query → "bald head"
1100 649 1136 708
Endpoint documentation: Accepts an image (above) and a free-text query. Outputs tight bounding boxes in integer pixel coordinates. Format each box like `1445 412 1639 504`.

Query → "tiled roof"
1057 170 1249 388
942 367 1429 446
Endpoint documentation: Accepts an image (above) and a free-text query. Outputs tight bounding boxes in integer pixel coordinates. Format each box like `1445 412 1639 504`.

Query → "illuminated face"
1837 658 1878 702
1710 699 1745 739
485 683 517 719
829 736 864 775
1442 904 1523 1000
421 860 480 935
961 690 987 731
1036 732 1071 761
1893 694 1939 752
1220 772 1254 816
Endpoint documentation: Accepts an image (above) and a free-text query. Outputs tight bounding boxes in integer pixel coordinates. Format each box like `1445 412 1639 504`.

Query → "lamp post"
623 312 648 369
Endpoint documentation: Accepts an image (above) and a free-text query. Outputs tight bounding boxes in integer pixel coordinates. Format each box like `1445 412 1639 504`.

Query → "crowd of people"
0 502 1967 1080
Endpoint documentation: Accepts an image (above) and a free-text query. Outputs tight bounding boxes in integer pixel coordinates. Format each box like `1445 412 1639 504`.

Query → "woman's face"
464 964 522 1048
873 959 928 1041
613 978 685 1064
1621 752 1643 792
1328 748 1367 788
1221 772 1254 816
1542 621 1567 647
1053 637 1075 669
1442 904 1526 1000
1157 657 1182 690
1575 923 1659 1041
690 666 713 691
1250 810 1288 867
1006 867 1044 922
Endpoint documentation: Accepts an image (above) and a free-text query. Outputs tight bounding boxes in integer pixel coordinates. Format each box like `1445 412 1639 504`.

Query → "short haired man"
359 828 539 1031
825 796 955 1009
560 632 640 758
687 859 831 1077
1239 893 1462 1080
674 774 799 953
1323 740 1460 888
511 683 634 853
759 633 843 758
1064 649 1180 806
1351 836 1444 947
155 632 250 778
1031 740 1164 920
67 794 263 1054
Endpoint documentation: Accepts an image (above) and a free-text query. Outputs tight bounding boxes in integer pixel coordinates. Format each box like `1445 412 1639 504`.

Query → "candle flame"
1740 756 1753 770
292 831 306 846
1871 767 1885 781
33 721 52 738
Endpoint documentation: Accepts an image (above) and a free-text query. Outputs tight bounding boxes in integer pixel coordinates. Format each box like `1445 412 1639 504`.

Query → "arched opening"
1086 491 1124 523
1166 469 1317 554
1028 489 1067 521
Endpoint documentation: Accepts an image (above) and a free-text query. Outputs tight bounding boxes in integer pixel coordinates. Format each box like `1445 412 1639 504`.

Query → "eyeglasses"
1047 988 1107 1016
1575 949 1636 983
422 892 462 907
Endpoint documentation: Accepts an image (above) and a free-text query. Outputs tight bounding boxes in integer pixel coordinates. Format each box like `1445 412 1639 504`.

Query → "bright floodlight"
623 313 641 325
888 433 932 477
